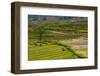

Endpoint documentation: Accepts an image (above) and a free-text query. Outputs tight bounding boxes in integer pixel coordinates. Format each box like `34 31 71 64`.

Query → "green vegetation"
28 15 88 61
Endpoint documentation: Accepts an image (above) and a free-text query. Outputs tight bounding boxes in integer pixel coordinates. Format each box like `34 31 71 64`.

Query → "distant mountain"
28 15 87 22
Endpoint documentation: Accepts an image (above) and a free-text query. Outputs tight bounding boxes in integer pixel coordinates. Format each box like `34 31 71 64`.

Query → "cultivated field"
28 15 88 61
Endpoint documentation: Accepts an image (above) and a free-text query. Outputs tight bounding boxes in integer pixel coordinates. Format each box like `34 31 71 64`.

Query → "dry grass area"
59 37 88 58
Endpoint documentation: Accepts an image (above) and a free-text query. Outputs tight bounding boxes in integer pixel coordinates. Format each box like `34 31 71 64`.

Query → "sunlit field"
28 15 88 61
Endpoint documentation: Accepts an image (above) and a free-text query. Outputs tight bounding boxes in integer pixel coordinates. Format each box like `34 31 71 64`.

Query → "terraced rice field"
28 15 88 61
28 44 78 60
28 37 87 60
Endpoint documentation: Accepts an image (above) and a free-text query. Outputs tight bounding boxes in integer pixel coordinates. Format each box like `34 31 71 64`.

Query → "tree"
37 26 46 46
31 20 49 46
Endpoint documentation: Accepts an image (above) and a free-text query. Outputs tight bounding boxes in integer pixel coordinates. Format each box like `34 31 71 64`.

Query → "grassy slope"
28 38 87 60
28 44 78 60
28 18 88 61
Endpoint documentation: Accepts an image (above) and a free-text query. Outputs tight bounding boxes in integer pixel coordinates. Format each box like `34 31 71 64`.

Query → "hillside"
28 15 88 61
